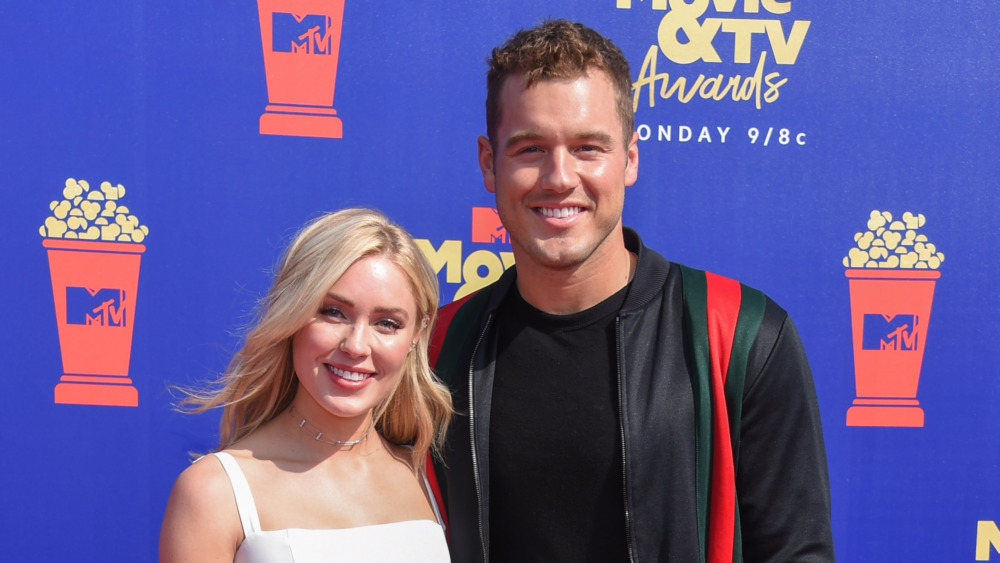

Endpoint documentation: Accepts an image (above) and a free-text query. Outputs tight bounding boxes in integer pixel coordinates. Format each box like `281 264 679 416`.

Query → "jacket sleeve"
735 302 836 562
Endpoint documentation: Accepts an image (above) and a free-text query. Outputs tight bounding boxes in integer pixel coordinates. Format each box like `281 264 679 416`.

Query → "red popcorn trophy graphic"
471 207 509 244
39 178 149 407
843 210 944 427
257 0 346 138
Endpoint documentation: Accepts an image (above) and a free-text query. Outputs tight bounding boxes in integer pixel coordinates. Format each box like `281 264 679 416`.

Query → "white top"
212 452 450 563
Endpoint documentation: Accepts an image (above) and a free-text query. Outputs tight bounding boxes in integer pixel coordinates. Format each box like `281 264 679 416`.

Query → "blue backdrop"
3 1 999 560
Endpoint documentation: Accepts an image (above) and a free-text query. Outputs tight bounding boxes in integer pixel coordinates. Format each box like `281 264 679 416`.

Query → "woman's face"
292 255 421 422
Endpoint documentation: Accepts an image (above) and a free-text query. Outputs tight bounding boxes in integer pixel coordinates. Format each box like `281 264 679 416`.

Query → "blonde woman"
160 208 452 562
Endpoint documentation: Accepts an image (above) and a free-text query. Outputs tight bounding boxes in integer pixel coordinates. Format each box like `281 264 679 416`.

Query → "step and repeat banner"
3 1 998 560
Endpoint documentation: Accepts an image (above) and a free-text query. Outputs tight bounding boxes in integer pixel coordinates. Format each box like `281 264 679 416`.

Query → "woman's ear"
410 315 429 352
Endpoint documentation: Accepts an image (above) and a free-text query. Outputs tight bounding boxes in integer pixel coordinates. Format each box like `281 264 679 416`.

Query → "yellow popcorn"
880 256 900 268
67 216 87 231
882 230 902 250
43 217 68 238
902 211 925 229
100 181 126 200
62 180 83 200
869 246 889 260
845 210 943 270
52 200 71 219
845 247 869 267
101 224 121 240
80 200 101 221
40 178 149 242
867 210 888 231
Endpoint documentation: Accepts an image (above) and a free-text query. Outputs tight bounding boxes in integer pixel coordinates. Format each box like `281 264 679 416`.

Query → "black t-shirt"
489 285 631 562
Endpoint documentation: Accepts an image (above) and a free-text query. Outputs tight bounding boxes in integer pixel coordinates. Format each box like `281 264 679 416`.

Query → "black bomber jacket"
432 228 835 563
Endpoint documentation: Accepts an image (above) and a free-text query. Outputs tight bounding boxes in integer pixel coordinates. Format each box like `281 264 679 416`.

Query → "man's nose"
541 148 578 192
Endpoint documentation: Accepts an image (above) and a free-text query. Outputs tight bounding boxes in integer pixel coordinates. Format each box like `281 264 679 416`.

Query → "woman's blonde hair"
179 208 451 469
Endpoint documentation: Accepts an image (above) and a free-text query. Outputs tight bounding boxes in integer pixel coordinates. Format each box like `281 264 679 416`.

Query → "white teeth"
329 366 369 381
539 207 582 218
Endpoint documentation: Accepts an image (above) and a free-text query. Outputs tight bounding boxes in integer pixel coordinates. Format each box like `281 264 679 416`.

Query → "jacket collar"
484 227 672 316
620 226 671 315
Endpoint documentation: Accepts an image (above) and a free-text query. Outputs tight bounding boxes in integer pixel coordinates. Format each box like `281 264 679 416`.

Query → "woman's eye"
375 319 402 333
320 307 345 320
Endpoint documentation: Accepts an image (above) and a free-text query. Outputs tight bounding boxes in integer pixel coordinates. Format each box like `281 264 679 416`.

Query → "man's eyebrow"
503 130 616 150
574 131 616 145
503 130 544 150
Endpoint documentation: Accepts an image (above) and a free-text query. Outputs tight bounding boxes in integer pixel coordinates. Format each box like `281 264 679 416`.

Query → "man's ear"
477 135 497 193
624 130 639 187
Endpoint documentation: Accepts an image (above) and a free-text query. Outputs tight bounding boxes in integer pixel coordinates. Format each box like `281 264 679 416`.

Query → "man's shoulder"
437 292 481 330
435 268 514 331
646 260 790 348
429 283 501 369
626 233 787 325
668 261 780 311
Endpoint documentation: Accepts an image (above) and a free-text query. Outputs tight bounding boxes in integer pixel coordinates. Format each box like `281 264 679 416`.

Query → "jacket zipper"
616 315 637 563
469 313 493 563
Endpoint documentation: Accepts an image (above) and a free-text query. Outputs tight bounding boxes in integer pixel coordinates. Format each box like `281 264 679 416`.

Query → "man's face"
478 70 638 274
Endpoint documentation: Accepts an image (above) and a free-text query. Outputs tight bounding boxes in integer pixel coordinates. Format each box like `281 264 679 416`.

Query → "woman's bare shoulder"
159 454 242 562
174 453 236 499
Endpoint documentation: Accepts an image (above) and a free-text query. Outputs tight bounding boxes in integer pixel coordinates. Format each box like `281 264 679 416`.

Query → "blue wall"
3 1 999 560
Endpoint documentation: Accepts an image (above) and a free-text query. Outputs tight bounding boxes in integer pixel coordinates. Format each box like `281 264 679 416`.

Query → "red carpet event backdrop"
3 1 998 560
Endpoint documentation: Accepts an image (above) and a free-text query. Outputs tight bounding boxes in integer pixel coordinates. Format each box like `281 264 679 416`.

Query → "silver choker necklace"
290 406 374 447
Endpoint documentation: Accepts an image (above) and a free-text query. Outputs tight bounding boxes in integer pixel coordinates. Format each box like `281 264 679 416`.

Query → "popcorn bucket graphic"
258 0 345 138
845 269 940 427
43 239 145 407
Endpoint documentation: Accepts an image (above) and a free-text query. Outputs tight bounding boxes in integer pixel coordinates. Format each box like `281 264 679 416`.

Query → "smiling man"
431 19 834 563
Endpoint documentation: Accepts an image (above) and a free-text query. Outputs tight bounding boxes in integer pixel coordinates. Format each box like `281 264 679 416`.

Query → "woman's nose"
339 323 370 357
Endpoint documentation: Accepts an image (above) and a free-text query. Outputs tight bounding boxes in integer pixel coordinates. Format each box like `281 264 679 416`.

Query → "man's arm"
736 306 835 562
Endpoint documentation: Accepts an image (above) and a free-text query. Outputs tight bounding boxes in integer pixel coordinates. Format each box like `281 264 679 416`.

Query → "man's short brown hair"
484 19 634 148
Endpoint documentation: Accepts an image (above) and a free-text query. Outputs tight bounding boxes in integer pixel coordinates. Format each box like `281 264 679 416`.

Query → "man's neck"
515 246 636 315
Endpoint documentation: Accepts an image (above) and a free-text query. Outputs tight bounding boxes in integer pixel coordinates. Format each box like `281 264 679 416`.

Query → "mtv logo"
862 313 918 351
66 287 128 327
272 13 335 54
471 207 508 244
